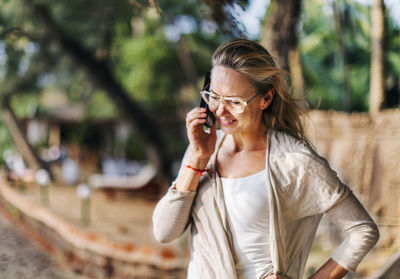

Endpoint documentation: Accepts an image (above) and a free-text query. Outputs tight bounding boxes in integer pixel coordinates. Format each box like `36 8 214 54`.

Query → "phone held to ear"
200 72 215 128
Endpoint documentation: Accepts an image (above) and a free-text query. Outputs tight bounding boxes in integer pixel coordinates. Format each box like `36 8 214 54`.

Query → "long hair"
211 38 309 144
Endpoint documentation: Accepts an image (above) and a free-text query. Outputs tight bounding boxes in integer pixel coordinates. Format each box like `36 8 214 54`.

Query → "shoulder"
269 130 349 214
269 129 315 160
268 129 330 175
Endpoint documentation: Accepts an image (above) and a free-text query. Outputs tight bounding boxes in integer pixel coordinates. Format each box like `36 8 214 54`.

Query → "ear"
259 89 275 110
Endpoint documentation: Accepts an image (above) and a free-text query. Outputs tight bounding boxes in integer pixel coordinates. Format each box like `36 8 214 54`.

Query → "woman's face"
209 66 268 136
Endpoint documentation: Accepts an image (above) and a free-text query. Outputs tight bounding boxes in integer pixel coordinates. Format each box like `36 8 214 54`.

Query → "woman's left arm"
264 258 347 279
263 259 347 279
311 192 380 278
308 258 348 279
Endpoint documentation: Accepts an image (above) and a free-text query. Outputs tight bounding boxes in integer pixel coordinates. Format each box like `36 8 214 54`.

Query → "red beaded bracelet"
186 165 207 176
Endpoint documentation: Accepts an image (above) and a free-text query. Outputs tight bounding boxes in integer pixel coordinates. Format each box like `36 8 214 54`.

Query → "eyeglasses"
200 90 260 114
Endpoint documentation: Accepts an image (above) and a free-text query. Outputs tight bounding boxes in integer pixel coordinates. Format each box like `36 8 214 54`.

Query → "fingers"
185 107 217 158
186 107 207 125
188 119 206 130
186 107 207 130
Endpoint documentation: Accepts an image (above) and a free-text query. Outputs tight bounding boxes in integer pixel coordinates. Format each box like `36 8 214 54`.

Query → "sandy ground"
0 212 88 279
7 180 396 279
17 181 185 251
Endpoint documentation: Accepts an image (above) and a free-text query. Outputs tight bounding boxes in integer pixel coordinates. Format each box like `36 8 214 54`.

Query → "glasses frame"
200 90 259 114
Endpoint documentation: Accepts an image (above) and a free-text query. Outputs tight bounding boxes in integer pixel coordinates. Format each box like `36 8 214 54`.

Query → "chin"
220 127 234 134
219 118 238 134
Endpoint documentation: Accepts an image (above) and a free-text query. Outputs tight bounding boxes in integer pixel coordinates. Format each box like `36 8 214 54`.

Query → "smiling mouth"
220 118 236 126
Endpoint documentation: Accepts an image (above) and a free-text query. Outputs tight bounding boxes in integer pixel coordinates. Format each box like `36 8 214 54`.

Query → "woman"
152 39 379 279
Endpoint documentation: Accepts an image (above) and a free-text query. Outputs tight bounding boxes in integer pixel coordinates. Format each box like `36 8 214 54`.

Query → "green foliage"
10 94 40 118
112 2 222 112
0 0 226 161
300 0 400 111
386 9 400 83
126 135 147 161
1 0 398 164
116 33 180 108
85 90 117 118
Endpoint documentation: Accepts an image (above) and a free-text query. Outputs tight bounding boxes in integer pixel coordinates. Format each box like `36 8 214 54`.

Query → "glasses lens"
201 91 246 113
224 98 244 113
202 91 220 110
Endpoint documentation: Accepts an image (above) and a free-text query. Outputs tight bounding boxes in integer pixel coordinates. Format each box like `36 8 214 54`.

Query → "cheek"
234 113 250 124
239 108 262 123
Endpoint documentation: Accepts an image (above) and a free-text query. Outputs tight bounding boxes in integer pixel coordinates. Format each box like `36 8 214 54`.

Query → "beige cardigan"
153 129 379 279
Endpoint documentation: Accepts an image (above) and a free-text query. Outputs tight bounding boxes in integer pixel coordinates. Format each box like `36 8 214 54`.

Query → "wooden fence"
304 109 400 248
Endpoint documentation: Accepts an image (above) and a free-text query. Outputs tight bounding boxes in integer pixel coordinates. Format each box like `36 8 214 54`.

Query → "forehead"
210 66 254 97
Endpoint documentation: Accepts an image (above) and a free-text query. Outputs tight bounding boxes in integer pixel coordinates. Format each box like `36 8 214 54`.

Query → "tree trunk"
1 99 52 176
176 38 198 89
288 46 305 99
369 0 386 115
28 2 172 187
332 0 352 111
175 37 200 114
260 0 304 98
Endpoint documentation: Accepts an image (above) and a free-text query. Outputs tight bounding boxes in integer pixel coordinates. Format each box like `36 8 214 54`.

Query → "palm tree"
369 0 386 114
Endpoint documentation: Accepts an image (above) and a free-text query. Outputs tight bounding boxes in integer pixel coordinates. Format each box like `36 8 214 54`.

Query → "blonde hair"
211 38 309 144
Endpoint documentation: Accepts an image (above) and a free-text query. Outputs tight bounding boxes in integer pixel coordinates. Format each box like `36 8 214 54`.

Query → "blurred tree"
0 0 244 186
299 0 399 111
384 8 400 109
1 0 398 184
260 0 305 98
332 0 352 111
0 10 53 174
369 0 386 114
2 99 49 172
27 1 176 184
0 1 168 184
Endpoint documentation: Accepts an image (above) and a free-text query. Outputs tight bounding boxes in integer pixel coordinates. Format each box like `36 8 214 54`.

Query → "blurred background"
0 0 399 278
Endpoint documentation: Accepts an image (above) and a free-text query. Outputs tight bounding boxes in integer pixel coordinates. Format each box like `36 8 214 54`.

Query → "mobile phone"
200 72 215 128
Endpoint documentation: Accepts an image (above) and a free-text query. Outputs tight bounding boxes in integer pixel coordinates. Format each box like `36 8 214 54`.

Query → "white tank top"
221 169 273 279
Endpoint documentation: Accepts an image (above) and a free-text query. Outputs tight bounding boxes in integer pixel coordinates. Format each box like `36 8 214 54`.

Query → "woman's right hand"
185 107 217 166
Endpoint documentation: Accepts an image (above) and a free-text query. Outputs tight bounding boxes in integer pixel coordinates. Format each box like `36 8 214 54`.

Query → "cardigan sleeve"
152 146 196 243
152 185 196 243
273 149 351 218
274 147 379 272
326 192 379 272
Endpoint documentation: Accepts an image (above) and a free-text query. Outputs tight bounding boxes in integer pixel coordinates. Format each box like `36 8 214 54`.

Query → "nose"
215 102 229 117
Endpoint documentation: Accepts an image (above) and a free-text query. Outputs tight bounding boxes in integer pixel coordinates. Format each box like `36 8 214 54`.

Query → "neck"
229 125 268 152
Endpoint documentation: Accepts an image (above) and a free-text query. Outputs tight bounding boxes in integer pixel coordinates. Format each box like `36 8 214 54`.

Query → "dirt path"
0 213 87 279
